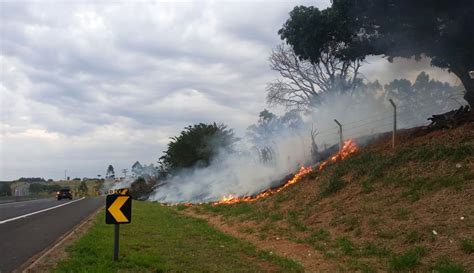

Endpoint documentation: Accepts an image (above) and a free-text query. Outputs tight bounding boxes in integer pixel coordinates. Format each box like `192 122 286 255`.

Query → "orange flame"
318 139 358 170
214 139 359 205
213 165 313 205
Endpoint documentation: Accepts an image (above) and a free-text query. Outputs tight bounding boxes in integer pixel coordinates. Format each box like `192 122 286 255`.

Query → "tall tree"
78 181 88 196
246 109 303 145
384 71 461 123
267 44 362 110
131 161 143 177
0 183 12 196
106 165 115 180
159 123 237 175
279 0 474 109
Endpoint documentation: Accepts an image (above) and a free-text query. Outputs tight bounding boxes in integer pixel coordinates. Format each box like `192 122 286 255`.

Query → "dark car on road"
57 188 72 200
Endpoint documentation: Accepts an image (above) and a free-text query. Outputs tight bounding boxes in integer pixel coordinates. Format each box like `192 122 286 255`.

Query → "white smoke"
148 134 311 203
147 88 464 203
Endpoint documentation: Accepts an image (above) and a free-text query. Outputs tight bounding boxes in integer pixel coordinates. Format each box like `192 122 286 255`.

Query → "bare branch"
267 44 362 111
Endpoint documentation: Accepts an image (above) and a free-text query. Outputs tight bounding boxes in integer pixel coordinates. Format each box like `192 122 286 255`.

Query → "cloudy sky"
0 0 457 181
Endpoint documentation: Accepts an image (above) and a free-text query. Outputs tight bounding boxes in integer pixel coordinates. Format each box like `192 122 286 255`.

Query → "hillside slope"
185 123 474 272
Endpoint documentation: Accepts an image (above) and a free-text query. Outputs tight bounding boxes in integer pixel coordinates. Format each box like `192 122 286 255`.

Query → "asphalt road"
0 197 104 273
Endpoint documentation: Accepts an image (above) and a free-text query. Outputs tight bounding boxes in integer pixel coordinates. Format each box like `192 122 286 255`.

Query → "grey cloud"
1 0 457 181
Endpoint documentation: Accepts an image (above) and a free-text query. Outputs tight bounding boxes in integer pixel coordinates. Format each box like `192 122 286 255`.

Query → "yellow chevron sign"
106 194 132 224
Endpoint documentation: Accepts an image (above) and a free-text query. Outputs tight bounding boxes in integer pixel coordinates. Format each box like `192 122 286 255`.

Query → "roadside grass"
187 133 473 272
318 142 473 198
54 201 303 273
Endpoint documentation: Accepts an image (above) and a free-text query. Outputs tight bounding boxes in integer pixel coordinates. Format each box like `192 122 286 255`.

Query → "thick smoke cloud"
147 76 465 203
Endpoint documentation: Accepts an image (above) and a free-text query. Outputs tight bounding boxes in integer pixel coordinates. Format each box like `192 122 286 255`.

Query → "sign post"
106 188 131 261
114 224 119 261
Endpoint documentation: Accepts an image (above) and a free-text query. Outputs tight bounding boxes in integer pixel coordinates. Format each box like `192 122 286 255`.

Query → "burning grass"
185 123 474 272
213 139 359 206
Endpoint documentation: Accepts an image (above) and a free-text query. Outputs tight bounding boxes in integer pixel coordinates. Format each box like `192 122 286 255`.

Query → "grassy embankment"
54 201 303 272
188 124 474 272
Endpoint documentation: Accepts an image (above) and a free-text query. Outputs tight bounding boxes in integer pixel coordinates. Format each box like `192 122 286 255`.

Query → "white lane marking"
0 197 85 225
0 198 51 206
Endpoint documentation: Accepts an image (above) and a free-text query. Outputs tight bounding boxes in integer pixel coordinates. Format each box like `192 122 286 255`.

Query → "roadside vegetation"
187 124 474 272
54 201 303 273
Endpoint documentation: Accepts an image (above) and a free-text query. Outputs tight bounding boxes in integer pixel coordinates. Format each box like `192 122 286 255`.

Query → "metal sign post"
106 188 131 261
114 224 119 261
334 119 343 152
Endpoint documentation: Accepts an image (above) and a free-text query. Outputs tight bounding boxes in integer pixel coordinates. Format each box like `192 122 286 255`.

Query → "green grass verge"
55 201 303 273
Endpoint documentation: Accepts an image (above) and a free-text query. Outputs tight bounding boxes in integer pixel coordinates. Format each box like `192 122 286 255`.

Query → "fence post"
389 99 397 149
334 119 343 152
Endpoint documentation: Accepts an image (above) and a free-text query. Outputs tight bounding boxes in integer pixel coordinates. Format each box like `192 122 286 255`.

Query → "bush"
159 123 237 176
130 177 157 200
0 183 12 196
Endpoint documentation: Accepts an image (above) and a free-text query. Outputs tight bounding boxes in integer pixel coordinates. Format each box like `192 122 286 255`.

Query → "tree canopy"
246 109 303 145
279 0 474 107
159 123 237 176
384 71 462 123
131 161 143 177
106 165 115 180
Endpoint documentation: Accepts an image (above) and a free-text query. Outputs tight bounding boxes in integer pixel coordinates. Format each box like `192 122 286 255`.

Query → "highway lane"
0 197 104 273
0 198 75 221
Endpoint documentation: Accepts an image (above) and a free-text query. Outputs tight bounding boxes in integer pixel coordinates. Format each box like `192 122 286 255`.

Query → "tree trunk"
452 66 474 110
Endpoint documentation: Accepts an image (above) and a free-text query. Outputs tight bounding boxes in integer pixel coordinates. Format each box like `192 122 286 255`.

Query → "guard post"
106 188 132 261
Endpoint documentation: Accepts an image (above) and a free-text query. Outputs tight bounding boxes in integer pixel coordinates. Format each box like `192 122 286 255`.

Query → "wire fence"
310 100 466 148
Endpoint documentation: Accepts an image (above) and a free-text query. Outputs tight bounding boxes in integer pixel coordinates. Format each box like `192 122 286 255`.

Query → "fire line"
213 139 359 206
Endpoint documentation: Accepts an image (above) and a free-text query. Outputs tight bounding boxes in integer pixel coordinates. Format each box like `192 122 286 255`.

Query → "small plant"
361 242 391 257
368 217 383 228
305 229 331 243
432 257 466 273
389 246 426 271
288 211 307 231
343 216 361 231
239 227 256 234
175 205 190 211
269 213 283 222
460 238 474 254
274 193 289 203
395 208 410 220
377 229 397 240
405 230 422 244
336 236 356 255
259 223 272 233
362 179 374 193
347 259 376 273
321 175 346 196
